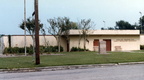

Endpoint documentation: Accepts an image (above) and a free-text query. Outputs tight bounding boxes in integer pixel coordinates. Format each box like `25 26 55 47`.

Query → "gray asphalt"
0 64 144 80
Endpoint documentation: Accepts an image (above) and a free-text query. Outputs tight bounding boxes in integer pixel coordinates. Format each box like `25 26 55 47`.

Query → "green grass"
0 51 144 69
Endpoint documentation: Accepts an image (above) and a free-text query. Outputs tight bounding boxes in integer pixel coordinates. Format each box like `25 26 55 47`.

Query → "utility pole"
35 0 40 65
24 0 27 56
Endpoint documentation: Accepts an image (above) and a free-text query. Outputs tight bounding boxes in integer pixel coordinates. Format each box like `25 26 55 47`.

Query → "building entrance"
93 39 111 51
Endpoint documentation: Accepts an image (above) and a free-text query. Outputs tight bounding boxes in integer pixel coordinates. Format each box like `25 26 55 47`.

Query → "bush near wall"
71 47 89 52
140 45 144 50
40 46 63 53
3 47 32 55
3 46 64 55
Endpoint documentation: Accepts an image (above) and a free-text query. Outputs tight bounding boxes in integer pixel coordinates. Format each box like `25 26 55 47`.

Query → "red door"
93 40 99 46
93 39 99 51
103 39 111 51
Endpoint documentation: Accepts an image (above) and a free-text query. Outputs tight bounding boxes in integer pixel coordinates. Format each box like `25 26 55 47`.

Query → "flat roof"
69 30 140 35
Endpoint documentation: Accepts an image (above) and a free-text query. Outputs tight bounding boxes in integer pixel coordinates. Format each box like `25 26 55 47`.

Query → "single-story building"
69 30 140 51
0 30 141 53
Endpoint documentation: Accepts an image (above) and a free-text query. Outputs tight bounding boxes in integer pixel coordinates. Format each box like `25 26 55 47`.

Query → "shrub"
40 46 45 54
18 47 25 53
71 47 89 52
3 48 8 54
44 46 63 52
53 46 63 52
3 46 64 55
140 45 144 50
70 47 78 51
3 47 33 55
12 47 19 53
26 47 33 55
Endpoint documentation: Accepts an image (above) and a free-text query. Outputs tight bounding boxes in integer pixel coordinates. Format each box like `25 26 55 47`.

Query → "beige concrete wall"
70 35 140 51
3 36 35 47
3 36 9 47
3 35 67 51
140 35 144 45
111 35 140 51
69 36 90 50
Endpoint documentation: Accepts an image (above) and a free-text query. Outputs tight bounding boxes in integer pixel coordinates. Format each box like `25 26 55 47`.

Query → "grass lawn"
0 51 144 69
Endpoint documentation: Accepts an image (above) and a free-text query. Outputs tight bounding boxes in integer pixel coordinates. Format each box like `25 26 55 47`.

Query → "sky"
0 0 144 35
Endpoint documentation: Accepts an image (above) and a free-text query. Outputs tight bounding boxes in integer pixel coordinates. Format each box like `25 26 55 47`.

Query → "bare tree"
78 19 95 51
47 18 62 52
47 17 78 52
61 19 78 52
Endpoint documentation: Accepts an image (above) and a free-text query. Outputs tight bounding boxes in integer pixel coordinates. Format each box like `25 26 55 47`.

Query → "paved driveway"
0 64 144 80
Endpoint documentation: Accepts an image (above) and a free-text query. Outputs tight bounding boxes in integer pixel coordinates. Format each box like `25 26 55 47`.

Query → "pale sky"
0 0 144 35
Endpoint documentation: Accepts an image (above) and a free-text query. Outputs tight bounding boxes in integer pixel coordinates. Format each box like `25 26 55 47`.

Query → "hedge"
3 46 63 55
71 47 89 51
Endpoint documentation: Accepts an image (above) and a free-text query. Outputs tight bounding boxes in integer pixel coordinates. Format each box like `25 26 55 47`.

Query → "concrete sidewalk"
0 54 17 57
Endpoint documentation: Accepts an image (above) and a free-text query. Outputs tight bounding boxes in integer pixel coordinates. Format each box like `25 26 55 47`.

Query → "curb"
0 62 144 73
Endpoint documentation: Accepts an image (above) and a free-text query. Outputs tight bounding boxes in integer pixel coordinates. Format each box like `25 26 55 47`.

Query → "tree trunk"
58 35 61 52
78 35 82 52
32 35 35 56
84 35 86 51
67 39 70 52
